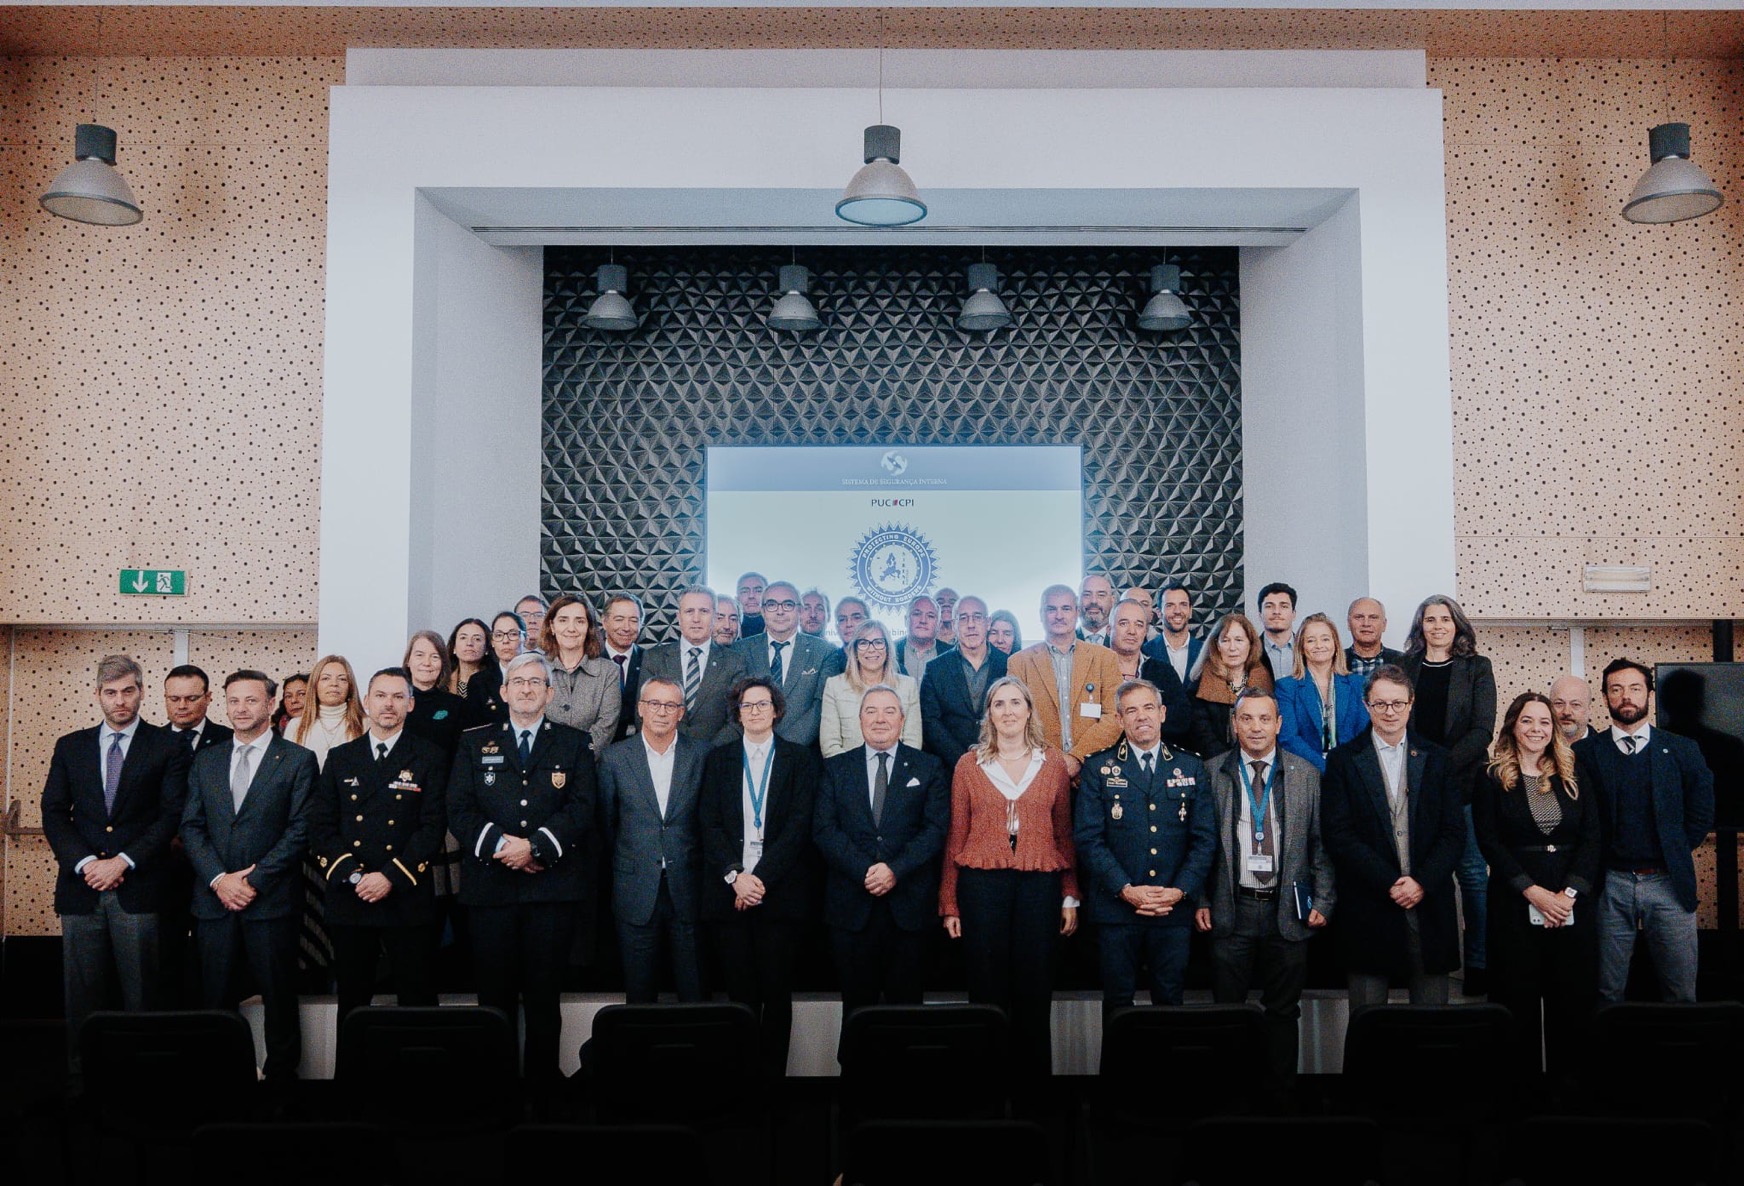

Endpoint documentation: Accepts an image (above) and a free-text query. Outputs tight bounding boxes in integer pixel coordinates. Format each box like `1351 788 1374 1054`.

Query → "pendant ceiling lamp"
40 28 141 227
1137 265 1192 332
1622 17 1723 225
768 264 822 334
957 262 1011 332
836 16 926 227
584 263 637 332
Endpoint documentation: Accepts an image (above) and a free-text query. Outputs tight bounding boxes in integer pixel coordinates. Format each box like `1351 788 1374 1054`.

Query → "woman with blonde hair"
287 654 366 770
940 675 1078 1079
1473 691 1600 1078
1275 614 1370 772
818 619 922 757
1191 613 1273 758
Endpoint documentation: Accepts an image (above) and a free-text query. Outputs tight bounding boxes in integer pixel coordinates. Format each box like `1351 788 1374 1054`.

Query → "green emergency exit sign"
119 569 187 596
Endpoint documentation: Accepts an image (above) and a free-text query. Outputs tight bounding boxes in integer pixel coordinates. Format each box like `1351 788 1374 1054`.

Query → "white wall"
321 67 1454 660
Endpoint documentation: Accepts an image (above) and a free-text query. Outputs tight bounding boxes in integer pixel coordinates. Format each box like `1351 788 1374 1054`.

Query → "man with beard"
1575 658 1713 1003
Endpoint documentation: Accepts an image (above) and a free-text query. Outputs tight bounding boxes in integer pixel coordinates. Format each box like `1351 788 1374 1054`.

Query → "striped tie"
683 647 702 713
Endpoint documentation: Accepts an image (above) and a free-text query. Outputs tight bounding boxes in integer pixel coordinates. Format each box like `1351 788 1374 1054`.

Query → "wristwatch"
1564 887 1578 900
725 869 740 885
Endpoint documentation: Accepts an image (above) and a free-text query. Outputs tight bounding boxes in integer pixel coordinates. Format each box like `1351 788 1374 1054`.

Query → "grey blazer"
736 631 832 747
1201 747 1337 942
180 734 319 921
547 654 622 755
597 732 708 926
641 640 748 745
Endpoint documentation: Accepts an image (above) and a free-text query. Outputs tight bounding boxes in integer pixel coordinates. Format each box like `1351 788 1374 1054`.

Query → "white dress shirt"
1374 734 1408 803
741 736 774 871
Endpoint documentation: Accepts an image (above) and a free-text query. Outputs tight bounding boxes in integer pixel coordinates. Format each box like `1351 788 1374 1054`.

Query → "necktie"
183 728 200 752
770 640 788 684
872 751 890 828
1249 760 1276 884
1624 735 1639 755
376 742 389 764
612 653 628 688
518 729 533 765
1139 751 1154 786
683 648 702 712
103 732 124 814
230 745 255 812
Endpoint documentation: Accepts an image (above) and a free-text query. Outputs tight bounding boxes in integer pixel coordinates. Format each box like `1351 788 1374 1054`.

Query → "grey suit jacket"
180 734 319 921
641 639 747 745
736 631 831 747
1201 748 1337 942
597 732 707 926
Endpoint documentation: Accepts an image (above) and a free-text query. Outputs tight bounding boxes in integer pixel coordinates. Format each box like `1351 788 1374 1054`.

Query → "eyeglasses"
639 699 683 713
956 612 987 624
855 639 888 650
505 677 548 690
492 629 523 641
763 599 798 611
740 700 775 712
1367 699 1412 714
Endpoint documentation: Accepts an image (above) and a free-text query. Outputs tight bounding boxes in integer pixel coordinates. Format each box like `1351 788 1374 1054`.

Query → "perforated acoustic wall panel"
543 247 1241 638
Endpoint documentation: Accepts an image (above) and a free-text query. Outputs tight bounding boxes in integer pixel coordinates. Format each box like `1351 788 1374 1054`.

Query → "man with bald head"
1344 598 1403 680
1550 675 1598 743
1078 573 1117 647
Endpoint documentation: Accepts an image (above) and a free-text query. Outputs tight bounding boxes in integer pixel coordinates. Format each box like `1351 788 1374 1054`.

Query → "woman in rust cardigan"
940 675 1080 1079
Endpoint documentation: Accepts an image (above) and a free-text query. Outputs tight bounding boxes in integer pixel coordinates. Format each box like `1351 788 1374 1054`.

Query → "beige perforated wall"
0 55 336 626
1436 57 1744 620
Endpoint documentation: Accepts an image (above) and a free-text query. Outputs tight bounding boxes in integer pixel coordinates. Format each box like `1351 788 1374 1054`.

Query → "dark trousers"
1210 894 1309 1090
1097 922 1190 1010
1489 896 1598 1078
832 900 929 1057
329 922 438 1021
468 901 575 1082
157 849 199 1008
958 868 1062 1078
711 913 803 1079
197 911 301 1080
62 893 161 1071
617 876 703 1004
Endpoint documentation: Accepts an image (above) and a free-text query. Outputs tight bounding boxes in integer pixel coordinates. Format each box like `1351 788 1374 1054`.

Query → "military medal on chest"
1111 800 1123 821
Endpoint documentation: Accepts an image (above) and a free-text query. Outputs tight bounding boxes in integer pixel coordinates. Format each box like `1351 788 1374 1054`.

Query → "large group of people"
40 572 1716 1093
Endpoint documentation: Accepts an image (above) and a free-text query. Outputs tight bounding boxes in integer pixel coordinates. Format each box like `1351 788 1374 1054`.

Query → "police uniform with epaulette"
310 728 449 1017
1074 734 1216 1008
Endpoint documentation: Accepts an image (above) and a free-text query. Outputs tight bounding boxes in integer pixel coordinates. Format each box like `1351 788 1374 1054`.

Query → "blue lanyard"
742 745 773 832
1236 755 1274 843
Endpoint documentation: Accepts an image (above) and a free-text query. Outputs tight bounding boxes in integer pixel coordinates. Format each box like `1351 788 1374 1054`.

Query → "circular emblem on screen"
850 523 938 611
880 450 909 477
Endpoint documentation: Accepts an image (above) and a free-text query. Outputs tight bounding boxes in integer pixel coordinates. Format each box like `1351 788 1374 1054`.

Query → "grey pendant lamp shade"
768 265 822 333
1623 122 1723 224
837 125 927 227
40 124 142 226
584 264 637 332
957 262 1012 332
1138 265 1192 332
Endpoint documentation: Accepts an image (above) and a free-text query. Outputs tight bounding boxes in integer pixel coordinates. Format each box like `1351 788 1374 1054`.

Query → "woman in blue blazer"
1275 614 1370 772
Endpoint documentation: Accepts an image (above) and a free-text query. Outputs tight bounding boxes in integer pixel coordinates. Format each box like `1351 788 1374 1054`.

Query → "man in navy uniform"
448 650 596 1084
1075 678 1215 1011
310 667 449 1026
42 654 191 1070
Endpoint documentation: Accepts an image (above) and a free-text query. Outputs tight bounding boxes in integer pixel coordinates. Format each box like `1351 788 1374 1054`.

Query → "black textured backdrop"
544 246 1242 637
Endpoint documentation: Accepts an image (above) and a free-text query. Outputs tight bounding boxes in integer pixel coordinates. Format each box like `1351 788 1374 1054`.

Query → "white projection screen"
706 445 1083 642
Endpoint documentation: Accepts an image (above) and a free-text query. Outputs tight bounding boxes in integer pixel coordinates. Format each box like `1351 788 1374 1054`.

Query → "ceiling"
4 5 1744 59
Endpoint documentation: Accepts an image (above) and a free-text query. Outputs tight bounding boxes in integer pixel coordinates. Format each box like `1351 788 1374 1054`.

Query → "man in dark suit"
1076 573 1116 647
310 667 449 1025
1345 597 1404 680
1109 598 1195 752
181 670 318 1082
42 654 191 1070
1257 582 1298 685
813 684 949 1038
1321 665 1466 1006
160 663 230 1006
822 596 872 680
1550 674 1599 744
1075 679 1215 1011
894 594 943 682
642 585 748 745
1143 581 1206 689
920 594 1007 771
1195 688 1335 1091
699 676 820 1077
1577 658 1715 1003
736 579 832 749
447 651 596 1083
602 593 645 741
598 675 708 1002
